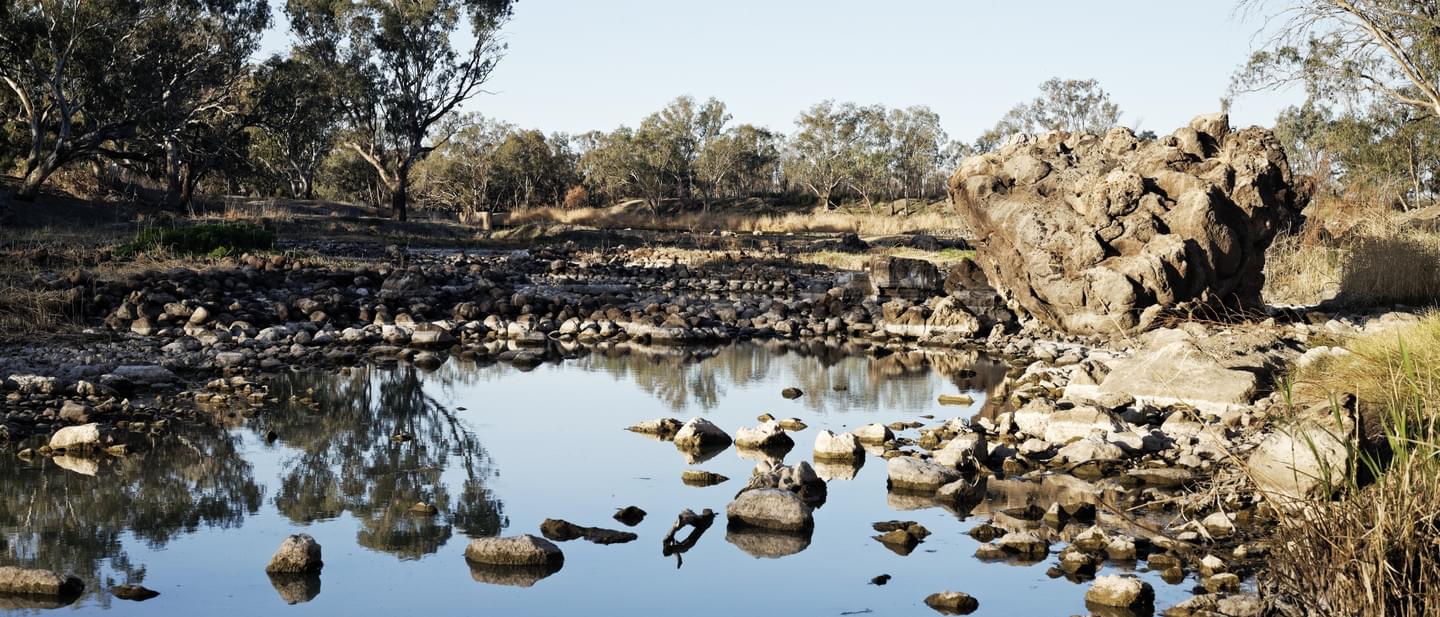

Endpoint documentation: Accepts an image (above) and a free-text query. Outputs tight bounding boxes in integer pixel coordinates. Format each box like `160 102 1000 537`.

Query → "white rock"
726 488 813 531
48 423 101 451
853 423 894 445
813 430 864 461
886 456 963 492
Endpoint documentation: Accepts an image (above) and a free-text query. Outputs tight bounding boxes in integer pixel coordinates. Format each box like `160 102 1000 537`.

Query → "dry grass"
1265 315 1440 617
1337 232 1440 307
797 247 976 271
508 203 970 237
1263 232 1344 306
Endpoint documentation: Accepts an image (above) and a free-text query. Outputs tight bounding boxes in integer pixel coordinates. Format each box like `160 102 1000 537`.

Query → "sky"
258 0 1303 143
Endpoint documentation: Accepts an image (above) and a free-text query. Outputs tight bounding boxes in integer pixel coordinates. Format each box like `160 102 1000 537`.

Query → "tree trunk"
164 139 184 210
391 174 409 221
300 172 314 200
15 161 56 201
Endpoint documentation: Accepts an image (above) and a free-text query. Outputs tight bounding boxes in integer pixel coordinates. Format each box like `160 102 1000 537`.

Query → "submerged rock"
266 534 323 574
613 506 647 527
627 417 682 439
681 470 730 487
539 519 637 545
111 584 159 601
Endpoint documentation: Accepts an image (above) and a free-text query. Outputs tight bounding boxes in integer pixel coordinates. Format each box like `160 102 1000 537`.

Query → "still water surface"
0 343 1192 615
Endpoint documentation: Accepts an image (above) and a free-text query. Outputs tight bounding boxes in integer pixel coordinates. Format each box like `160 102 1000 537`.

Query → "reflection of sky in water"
0 343 1193 616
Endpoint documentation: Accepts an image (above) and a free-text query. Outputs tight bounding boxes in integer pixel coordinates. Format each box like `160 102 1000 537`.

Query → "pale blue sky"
259 0 1301 143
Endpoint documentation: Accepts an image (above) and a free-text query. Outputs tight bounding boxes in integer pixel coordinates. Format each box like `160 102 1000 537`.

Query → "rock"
266 534 323 574
1247 417 1350 501
538 519 637 545
743 461 826 504
1202 511 1236 538
409 502 439 515
813 430 865 461
627 417 682 439
613 506 646 527
0 566 84 598
672 417 732 451
948 115 1306 335
937 394 974 406
681 469 730 486
111 584 160 601
924 591 979 614
937 476 987 504
1085 575 1155 609
110 365 176 384
933 431 988 467
48 423 101 451
734 421 794 450
1163 593 1263 617
995 531 1049 558
1098 328 1259 412
854 423 894 445
781 387 804 399
868 256 943 299
59 401 93 423
887 456 963 492
1203 572 1241 593
463 535 565 567
1054 435 1127 465
726 488 814 531
379 271 426 300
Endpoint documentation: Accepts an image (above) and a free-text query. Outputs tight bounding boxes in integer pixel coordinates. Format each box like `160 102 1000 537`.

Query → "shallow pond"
1 343 1197 615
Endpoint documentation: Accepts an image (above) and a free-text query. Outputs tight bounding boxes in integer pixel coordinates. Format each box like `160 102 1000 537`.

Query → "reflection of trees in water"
0 426 261 606
429 341 1007 416
259 365 505 560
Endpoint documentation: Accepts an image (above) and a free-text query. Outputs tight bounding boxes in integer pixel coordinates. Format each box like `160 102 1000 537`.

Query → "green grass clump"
1265 314 1440 617
117 222 275 257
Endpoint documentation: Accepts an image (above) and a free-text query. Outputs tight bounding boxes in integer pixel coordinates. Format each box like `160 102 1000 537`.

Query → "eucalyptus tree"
1236 0 1440 116
785 100 871 209
974 78 1122 151
885 105 947 200
0 1 164 200
288 0 516 221
250 49 341 200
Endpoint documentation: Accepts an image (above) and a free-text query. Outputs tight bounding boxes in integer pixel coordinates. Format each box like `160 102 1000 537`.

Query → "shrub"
562 185 589 210
117 222 275 257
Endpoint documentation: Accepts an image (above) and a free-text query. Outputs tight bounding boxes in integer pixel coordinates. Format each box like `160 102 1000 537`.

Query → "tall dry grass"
1337 232 1440 306
1265 315 1440 617
1263 232 1344 306
507 204 970 236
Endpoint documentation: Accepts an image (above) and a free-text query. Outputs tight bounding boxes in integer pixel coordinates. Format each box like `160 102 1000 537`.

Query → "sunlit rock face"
948 113 1307 335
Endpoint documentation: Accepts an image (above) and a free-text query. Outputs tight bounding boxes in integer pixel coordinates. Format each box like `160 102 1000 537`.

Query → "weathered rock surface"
948 113 1306 334
868 256 942 299
726 488 814 531
1247 416 1350 501
672 417 732 451
265 534 323 574
734 421 794 450
463 535 565 567
1098 328 1259 412
924 591 980 614
48 423 102 451
887 456 963 492
813 430 865 461
0 566 84 598
1086 575 1155 609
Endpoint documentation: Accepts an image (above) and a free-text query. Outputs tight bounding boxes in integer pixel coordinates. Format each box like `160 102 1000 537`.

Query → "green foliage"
417 118 579 212
975 78 1122 151
117 223 275 257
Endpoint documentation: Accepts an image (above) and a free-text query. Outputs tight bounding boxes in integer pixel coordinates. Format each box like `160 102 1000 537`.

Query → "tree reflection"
0 426 261 607
258 365 505 561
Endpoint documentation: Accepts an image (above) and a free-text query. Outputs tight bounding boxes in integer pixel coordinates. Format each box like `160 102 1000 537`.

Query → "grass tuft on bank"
1266 315 1440 617
116 222 275 258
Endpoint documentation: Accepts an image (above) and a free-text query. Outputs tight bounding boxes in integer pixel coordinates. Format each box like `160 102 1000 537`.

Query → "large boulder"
948 114 1306 335
887 456 963 492
1085 575 1155 610
726 488 814 531
1098 328 1260 412
672 417 732 451
463 535 564 567
813 430 865 462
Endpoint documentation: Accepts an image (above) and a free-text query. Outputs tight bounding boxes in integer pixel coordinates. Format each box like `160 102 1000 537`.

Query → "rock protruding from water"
813 430 865 462
48 423 102 451
1084 575 1155 610
0 566 84 599
948 113 1306 335
672 418 732 451
539 519 638 545
924 591 980 614
464 535 565 567
887 456 963 492
726 488 814 531
265 534 323 574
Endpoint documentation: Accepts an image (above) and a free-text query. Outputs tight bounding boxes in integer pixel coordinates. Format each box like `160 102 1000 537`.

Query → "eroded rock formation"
948 113 1306 335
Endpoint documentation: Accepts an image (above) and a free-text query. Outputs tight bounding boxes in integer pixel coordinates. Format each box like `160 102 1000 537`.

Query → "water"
0 343 1196 615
